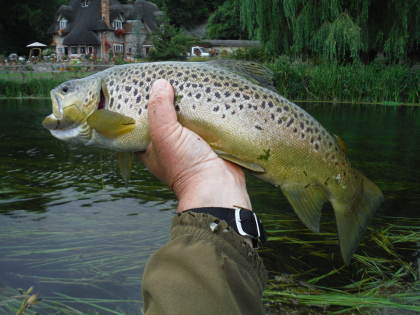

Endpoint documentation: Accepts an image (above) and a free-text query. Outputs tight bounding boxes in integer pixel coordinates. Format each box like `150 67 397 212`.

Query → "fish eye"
62 86 69 93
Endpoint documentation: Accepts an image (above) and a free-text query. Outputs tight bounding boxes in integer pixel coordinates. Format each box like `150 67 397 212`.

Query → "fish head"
42 76 103 143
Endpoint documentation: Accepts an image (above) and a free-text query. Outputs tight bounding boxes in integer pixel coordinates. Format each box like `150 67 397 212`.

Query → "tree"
148 22 196 60
207 0 248 40
0 0 66 55
158 0 225 28
239 0 420 62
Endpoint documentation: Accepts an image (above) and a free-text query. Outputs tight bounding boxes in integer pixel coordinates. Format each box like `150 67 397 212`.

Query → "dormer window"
112 19 123 30
59 18 68 30
81 0 89 7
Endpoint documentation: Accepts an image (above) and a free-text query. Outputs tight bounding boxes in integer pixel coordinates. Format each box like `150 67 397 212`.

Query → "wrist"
174 167 252 212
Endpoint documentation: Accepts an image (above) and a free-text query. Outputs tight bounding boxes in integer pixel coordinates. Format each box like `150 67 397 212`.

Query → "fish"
42 60 383 264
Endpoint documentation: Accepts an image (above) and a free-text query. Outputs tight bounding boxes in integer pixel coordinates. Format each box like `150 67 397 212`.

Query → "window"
88 46 94 54
59 18 67 30
112 19 123 30
81 0 89 8
70 47 78 54
80 47 86 54
113 44 124 54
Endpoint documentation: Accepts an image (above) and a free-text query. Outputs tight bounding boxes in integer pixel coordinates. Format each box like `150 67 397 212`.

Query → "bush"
148 23 195 61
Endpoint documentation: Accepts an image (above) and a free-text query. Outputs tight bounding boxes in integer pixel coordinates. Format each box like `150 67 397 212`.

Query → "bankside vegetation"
239 0 420 63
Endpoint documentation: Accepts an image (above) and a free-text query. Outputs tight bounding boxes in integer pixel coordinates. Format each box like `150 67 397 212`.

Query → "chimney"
101 0 110 27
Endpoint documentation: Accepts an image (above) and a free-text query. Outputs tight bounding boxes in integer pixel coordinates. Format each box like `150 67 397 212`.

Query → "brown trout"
42 60 383 264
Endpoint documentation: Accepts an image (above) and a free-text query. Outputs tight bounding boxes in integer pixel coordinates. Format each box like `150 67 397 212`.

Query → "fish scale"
42 60 383 264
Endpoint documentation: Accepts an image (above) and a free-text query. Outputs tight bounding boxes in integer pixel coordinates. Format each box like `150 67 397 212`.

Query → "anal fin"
214 150 265 173
281 183 327 232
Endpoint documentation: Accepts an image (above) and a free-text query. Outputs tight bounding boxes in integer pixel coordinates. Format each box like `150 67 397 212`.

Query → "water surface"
0 99 419 314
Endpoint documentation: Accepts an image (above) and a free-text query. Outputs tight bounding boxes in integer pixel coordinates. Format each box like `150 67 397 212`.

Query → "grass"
261 214 420 314
1 60 419 105
0 72 91 98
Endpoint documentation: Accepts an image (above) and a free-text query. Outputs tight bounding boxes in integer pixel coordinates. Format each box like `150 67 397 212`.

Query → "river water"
0 99 419 314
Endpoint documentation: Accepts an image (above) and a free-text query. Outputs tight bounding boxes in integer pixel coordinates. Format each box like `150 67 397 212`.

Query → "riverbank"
0 62 418 104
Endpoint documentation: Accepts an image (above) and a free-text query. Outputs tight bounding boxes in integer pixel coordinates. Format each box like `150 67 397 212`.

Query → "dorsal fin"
207 60 276 91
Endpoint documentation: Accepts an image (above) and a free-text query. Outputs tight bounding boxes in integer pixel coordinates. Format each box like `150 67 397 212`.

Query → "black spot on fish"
205 87 211 93
117 104 121 109
224 91 231 97
318 135 321 141
188 92 192 97
310 137 314 143
136 95 141 103
268 101 274 108
255 125 262 130
306 128 313 133
301 133 305 139
286 118 294 127
284 106 289 111
276 107 282 113
139 82 144 87
110 81 114 86
186 83 191 88
179 85 184 91
300 122 305 130
213 106 219 112
315 143 319 151
232 83 238 87
271 113 275 120
175 105 180 112
177 72 182 77
255 94 260 99
244 85 249 90
134 89 138 96
168 70 174 75
146 95 149 100
125 98 128 103
248 104 252 109
203 77 210 82
261 101 266 109
118 95 122 100
146 77 151 82
239 104 243 110
196 93 201 99
192 84 198 88
235 92 240 98
109 98 114 108
231 111 236 115
192 74 197 79
158 70 165 75
138 108 142 115
133 79 138 85
329 142 333 147
214 82 222 87
243 94 250 100
277 118 283 125
125 86 132 92
207 98 212 102
253 106 258 110
224 82 230 87
225 104 231 110
215 92 221 99
192 105 196 110
222 114 226 119
170 79 174 85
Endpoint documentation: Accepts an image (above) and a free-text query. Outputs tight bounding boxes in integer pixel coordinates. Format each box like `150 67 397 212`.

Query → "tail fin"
331 170 383 264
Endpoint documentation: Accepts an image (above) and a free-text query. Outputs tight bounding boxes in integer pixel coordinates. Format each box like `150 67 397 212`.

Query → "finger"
148 79 178 142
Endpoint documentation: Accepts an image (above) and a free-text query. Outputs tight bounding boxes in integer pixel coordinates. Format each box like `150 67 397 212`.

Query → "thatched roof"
49 0 162 46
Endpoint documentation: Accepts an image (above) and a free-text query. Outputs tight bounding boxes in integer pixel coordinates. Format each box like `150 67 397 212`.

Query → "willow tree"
239 0 420 62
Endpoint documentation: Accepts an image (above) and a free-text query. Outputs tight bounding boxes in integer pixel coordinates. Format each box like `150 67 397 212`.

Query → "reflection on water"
0 99 419 314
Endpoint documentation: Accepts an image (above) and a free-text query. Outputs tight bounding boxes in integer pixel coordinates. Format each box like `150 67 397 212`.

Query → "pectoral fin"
87 109 136 138
116 152 133 183
214 150 265 173
281 183 327 233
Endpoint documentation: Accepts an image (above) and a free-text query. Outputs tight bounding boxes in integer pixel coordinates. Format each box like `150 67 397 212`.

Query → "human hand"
137 79 252 212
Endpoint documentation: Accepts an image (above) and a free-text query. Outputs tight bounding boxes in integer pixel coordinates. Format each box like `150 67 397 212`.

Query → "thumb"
147 79 178 142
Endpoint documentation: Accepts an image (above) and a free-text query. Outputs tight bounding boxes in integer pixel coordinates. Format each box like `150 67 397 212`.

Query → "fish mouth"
97 81 109 111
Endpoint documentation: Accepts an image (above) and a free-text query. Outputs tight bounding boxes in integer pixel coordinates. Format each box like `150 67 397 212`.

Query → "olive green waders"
142 211 267 315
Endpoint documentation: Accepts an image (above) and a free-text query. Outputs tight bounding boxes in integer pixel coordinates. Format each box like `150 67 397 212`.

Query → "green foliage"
158 0 225 28
269 60 419 103
0 0 66 55
147 23 195 61
207 0 247 40
239 0 420 63
229 47 272 63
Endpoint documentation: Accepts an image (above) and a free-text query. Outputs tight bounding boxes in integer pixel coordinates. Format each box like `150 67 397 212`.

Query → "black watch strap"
186 207 267 247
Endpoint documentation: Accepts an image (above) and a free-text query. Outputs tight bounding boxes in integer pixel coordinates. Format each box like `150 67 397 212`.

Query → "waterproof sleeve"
142 211 267 315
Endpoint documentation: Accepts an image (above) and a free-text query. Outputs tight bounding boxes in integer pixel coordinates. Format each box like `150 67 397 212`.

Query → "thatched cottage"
49 0 163 60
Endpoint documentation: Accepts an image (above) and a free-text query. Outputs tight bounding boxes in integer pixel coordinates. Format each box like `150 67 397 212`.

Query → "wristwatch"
186 206 267 248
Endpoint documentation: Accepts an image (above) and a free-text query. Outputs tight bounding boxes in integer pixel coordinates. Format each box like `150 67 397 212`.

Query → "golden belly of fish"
42 61 383 264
